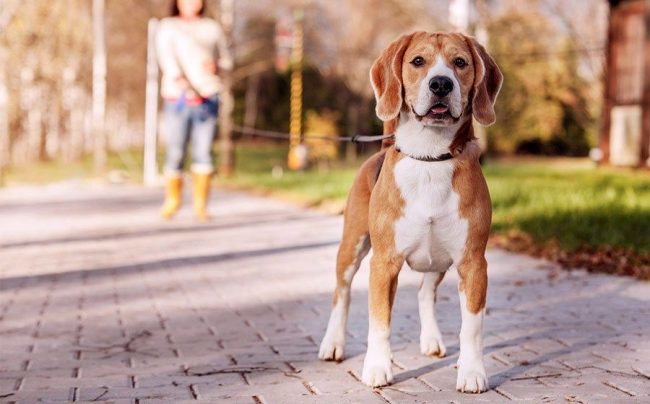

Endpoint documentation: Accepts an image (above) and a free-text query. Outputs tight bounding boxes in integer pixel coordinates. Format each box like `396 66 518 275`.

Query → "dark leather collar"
395 146 454 162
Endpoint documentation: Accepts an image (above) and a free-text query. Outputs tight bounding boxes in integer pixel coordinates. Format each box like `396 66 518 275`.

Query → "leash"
233 125 456 162
232 125 395 143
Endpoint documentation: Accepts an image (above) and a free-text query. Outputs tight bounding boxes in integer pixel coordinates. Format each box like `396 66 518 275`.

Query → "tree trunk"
243 73 261 134
0 0 19 182
143 18 160 185
20 66 41 163
218 0 235 177
0 49 9 186
92 0 107 175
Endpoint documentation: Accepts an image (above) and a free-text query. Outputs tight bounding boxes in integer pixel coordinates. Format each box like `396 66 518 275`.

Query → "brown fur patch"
465 37 503 126
370 34 415 121
382 119 398 149
449 117 475 155
331 150 388 306
372 152 386 184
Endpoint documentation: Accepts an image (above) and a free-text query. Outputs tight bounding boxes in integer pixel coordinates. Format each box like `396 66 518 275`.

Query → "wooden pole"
600 0 618 165
243 73 260 134
218 0 235 177
641 0 650 167
144 18 160 186
92 0 107 175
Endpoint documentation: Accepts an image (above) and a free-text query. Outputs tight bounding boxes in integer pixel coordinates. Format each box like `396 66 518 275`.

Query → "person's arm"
213 22 233 72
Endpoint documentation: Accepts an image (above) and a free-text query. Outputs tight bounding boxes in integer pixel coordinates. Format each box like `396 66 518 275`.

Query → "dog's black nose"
429 76 453 97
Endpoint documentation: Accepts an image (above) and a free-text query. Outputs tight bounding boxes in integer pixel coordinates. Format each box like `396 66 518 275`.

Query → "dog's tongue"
430 105 449 114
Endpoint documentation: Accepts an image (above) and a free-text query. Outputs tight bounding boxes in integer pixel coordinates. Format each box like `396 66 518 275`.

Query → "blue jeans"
163 95 219 175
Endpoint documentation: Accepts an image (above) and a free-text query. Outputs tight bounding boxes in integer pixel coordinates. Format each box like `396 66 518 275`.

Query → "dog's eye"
454 57 467 68
410 56 425 67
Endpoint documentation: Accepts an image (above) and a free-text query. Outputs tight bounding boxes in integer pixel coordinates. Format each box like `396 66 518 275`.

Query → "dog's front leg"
456 255 488 393
418 272 447 357
361 253 403 387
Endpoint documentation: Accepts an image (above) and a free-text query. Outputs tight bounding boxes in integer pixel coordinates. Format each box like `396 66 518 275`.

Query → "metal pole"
287 8 304 170
92 0 107 175
144 18 160 186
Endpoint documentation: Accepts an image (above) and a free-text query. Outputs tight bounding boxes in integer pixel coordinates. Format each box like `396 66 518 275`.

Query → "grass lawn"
5 142 649 277
219 143 650 278
2 150 147 185
485 159 650 254
218 143 359 209
218 144 650 254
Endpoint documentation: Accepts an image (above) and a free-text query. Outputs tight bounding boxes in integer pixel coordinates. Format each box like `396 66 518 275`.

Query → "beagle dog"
318 32 503 393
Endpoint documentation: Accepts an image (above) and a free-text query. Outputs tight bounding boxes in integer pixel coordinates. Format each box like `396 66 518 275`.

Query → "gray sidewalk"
1 183 649 403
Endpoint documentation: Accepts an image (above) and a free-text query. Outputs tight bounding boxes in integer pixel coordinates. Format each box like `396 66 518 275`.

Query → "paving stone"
1 184 649 402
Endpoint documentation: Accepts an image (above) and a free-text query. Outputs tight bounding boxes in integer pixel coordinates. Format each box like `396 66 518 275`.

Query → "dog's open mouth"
429 102 449 115
411 102 459 125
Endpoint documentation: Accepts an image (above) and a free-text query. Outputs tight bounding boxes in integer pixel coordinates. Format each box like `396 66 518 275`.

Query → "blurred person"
157 0 233 221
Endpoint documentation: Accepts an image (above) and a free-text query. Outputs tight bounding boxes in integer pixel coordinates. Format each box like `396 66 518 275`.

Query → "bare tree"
93 0 107 174
318 0 444 158
0 0 20 185
218 0 236 177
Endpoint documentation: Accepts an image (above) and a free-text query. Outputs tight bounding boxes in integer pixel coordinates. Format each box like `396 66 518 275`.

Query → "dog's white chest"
393 158 468 272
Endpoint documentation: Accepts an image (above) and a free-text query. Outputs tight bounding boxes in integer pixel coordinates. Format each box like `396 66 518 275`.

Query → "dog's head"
370 32 503 127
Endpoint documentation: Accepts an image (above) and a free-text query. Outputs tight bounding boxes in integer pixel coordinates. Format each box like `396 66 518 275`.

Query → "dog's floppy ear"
467 37 503 126
370 33 415 121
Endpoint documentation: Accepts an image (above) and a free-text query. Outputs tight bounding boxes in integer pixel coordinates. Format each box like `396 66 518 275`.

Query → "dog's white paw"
420 332 446 357
318 334 345 361
456 361 488 393
362 358 393 387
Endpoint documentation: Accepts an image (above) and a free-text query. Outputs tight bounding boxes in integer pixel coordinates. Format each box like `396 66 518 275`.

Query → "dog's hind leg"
318 232 370 361
418 272 447 357
319 153 385 361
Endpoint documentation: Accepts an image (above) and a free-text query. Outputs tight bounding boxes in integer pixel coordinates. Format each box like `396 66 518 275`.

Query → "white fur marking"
319 295 347 361
343 236 370 284
319 235 369 361
414 57 463 118
395 112 461 159
361 322 393 387
393 126 469 272
456 291 488 393
418 273 446 356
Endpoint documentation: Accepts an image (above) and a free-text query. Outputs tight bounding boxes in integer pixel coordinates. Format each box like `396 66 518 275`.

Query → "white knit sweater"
156 16 233 99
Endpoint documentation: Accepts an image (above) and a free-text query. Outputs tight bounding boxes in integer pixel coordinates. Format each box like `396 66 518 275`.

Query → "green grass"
3 149 149 185
484 160 650 253
222 145 650 254
219 144 360 207
5 142 650 254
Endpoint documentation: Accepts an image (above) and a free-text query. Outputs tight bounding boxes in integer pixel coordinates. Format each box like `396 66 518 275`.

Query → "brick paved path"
1 183 649 403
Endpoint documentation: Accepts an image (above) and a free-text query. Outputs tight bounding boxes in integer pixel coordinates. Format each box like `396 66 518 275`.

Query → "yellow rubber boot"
192 172 212 221
160 176 182 219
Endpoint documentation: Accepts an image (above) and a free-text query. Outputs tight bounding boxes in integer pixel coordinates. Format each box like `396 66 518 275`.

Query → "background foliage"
0 0 608 172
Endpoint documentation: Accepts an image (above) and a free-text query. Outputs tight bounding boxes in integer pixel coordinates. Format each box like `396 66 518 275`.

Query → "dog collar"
395 146 454 162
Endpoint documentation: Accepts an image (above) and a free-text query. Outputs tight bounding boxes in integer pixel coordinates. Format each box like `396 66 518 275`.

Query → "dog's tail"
382 118 398 149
